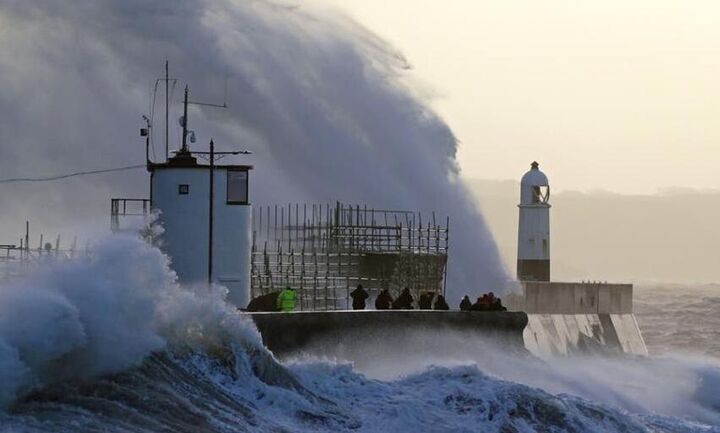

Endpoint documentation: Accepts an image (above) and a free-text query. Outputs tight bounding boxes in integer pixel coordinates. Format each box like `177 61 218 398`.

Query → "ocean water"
635 284 720 358
0 239 718 433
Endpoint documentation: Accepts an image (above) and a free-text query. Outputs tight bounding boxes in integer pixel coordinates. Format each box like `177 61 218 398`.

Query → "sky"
318 0 720 194
0 0 717 284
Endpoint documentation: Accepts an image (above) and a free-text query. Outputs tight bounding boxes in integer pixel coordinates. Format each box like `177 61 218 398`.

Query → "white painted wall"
517 207 550 260
517 164 550 261
151 166 252 307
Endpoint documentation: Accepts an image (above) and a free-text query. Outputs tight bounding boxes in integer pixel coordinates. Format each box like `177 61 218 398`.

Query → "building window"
178 184 189 195
532 185 550 204
227 169 248 204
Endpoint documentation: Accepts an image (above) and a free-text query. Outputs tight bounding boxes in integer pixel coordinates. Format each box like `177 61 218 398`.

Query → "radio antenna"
165 61 169 161
188 74 229 108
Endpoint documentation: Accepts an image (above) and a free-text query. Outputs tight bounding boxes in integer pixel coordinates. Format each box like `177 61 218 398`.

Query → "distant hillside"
466 179 720 284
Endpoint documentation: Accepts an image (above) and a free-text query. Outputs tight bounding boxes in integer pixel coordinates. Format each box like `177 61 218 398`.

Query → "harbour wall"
508 282 648 357
246 282 647 359
248 310 528 356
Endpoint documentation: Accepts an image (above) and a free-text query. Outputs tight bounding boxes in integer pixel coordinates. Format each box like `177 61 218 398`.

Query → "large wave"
0 237 718 432
0 0 507 297
4 349 705 433
0 234 266 408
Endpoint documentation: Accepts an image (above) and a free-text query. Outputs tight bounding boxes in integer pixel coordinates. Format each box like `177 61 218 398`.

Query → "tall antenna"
165 61 169 161
181 85 189 152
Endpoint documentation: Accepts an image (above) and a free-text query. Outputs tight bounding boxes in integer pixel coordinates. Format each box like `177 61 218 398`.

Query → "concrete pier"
508 282 648 357
248 310 528 356
245 283 647 359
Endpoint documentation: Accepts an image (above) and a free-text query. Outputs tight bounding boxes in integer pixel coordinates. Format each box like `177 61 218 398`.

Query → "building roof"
147 150 253 171
148 162 254 171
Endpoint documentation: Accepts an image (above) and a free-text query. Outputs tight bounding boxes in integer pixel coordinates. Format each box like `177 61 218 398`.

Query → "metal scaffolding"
0 222 83 281
251 202 449 311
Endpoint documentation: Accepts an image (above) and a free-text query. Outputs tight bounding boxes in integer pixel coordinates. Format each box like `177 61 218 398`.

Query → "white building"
149 149 253 307
517 161 550 281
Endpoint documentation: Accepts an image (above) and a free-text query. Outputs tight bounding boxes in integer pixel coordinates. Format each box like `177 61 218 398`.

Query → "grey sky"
0 0 507 293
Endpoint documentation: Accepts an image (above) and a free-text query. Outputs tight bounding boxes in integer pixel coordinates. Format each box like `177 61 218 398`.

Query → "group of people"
459 292 506 311
349 285 451 311
246 285 505 312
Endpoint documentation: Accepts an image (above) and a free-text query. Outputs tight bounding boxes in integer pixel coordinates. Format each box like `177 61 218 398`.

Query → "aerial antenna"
175 74 229 155
165 61 169 161
178 79 228 152
181 85 189 152
188 74 229 108
150 61 176 162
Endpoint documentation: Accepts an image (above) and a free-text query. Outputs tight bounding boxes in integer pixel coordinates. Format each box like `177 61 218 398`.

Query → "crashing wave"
1 346 715 433
0 236 717 432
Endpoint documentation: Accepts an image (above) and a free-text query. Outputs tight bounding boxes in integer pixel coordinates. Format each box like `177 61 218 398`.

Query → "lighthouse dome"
520 161 550 205
521 161 548 186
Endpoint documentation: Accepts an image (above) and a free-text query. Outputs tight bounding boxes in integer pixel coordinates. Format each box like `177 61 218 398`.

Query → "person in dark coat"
459 295 472 311
470 294 490 311
392 287 414 309
418 291 435 309
487 292 507 311
375 289 394 310
487 292 497 308
433 295 449 310
350 284 369 310
245 291 280 312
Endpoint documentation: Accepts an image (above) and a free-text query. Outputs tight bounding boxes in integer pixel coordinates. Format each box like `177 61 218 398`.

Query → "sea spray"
0 235 167 406
283 327 720 427
0 0 507 297
0 234 281 408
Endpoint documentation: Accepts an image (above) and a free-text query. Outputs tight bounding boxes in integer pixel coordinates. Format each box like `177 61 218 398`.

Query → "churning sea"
0 239 718 433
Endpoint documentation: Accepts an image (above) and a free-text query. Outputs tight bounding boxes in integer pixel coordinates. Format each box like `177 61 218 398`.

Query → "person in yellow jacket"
276 286 296 312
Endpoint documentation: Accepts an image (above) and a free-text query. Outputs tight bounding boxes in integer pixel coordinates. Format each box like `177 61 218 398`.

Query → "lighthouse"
517 161 550 281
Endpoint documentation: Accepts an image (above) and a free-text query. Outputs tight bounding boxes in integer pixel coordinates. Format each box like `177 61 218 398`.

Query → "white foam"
0 233 263 408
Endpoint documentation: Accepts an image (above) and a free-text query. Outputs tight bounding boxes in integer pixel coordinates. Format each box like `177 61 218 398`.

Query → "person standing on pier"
277 287 296 312
433 295 449 310
418 291 435 309
375 289 394 310
459 295 472 311
350 284 369 310
392 288 414 309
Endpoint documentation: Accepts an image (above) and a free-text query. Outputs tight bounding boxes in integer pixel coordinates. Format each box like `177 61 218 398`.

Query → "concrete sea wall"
511 282 648 357
246 282 647 358
248 310 528 356
524 313 647 356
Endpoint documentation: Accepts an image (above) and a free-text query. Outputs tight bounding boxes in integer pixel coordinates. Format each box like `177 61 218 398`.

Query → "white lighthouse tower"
148 86 253 308
517 161 550 281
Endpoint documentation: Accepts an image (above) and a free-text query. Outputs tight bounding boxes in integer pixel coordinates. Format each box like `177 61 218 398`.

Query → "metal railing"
111 198 150 231
0 243 85 280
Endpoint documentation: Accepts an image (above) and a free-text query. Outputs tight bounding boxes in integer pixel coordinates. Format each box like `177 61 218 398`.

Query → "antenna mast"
165 61 170 161
181 85 189 152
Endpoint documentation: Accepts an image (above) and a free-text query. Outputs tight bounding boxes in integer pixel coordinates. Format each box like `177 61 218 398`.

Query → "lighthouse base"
517 259 550 281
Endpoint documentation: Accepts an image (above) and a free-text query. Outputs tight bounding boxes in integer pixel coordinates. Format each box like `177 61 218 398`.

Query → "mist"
287 329 720 426
0 0 507 295
468 179 720 283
